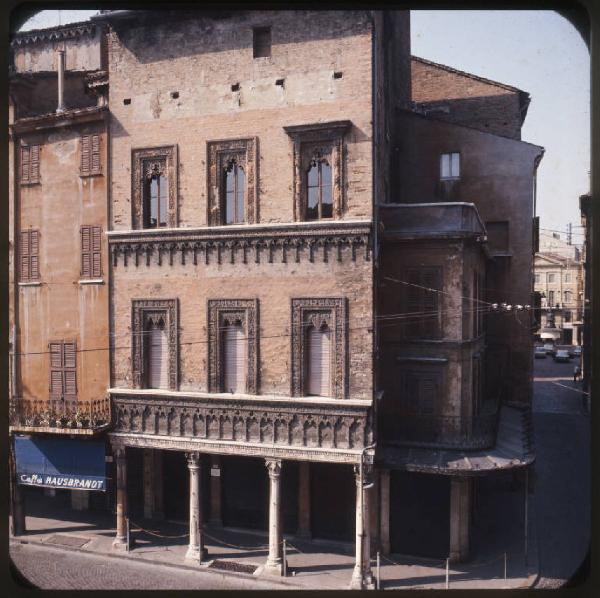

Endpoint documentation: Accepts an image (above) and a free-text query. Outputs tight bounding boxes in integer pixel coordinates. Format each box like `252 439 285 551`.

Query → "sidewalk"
9 490 539 590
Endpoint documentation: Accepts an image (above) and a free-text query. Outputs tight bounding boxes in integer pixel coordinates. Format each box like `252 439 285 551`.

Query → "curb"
9 536 303 589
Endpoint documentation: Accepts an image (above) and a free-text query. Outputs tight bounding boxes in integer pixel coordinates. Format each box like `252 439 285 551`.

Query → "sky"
19 10 590 244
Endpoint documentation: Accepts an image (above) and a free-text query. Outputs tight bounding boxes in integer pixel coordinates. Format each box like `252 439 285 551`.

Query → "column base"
262 558 284 576
112 536 130 551
185 545 208 563
448 550 468 564
349 567 375 590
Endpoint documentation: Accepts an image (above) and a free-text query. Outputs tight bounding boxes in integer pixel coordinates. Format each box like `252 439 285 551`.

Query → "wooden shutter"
63 342 77 398
307 325 331 396
29 230 39 280
224 324 246 393
20 146 30 182
92 226 102 277
149 326 168 389
81 135 91 174
419 377 436 414
30 145 40 183
49 342 64 397
81 226 91 277
91 134 101 173
20 231 30 281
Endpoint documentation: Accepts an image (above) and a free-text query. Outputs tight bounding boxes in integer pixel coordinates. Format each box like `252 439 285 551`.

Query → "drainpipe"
57 50 65 114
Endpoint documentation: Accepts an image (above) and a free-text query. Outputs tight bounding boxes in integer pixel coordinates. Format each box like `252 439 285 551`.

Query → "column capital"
113 446 126 461
186 452 201 468
265 458 282 478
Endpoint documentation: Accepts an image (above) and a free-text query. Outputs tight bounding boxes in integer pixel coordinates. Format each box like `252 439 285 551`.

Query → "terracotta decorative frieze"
207 138 258 225
108 222 371 267
283 121 351 222
207 299 259 394
131 299 179 390
131 146 178 229
110 392 373 456
291 298 348 399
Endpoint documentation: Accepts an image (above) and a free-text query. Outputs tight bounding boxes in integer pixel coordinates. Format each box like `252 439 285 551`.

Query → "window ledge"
79 171 103 178
79 278 105 285
18 281 42 287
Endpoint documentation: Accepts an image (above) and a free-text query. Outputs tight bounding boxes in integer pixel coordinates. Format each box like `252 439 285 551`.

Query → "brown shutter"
92 226 102 277
91 134 101 173
81 226 91 277
80 135 90 174
49 342 64 397
30 145 40 183
20 146 30 182
63 342 77 398
419 377 436 414
29 230 39 280
20 231 30 281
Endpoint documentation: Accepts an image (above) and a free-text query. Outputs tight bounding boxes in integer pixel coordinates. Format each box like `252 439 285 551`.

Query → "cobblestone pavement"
531 353 590 588
9 541 287 591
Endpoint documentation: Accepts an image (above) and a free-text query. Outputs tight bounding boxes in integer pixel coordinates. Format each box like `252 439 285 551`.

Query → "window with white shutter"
81 225 102 279
147 319 168 389
306 324 332 396
223 322 246 393
20 229 40 282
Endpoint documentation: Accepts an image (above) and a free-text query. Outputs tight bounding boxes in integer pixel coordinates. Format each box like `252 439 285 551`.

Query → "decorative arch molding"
131 298 179 391
291 297 348 399
207 138 258 226
283 120 351 222
207 299 259 394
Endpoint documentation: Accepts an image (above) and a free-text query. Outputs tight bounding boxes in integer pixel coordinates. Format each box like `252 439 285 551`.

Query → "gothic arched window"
143 162 168 228
306 159 333 220
222 159 246 224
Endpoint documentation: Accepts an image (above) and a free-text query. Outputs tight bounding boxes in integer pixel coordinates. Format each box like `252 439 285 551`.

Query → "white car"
534 346 547 359
554 350 571 363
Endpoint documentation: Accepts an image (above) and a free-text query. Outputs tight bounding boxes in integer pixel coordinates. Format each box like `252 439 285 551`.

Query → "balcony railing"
9 398 111 432
380 409 499 450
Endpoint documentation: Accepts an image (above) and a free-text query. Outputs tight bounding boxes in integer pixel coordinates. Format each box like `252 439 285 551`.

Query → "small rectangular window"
565 273 571 283
253 27 271 58
81 225 102 279
404 267 442 339
20 229 40 282
440 152 460 180
534 274 540 284
548 273 556 283
20 144 40 185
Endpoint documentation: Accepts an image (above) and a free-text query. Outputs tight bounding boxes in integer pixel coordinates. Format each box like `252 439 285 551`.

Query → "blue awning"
15 435 106 491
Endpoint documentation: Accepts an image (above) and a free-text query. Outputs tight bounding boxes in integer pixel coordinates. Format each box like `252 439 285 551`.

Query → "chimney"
56 50 65 113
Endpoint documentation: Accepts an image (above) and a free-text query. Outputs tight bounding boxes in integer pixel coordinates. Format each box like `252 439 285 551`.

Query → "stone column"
185 452 207 562
350 463 374 589
72 490 90 511
449 477 472 563
263 458 284 575
112 447 128 550
154 450 164 520
379 469 391 555
297 461 311 537
143 449 164 519
209 455 222 526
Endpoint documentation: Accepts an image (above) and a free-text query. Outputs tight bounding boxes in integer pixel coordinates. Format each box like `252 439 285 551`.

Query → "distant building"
534 233 583 345
579 194 592 389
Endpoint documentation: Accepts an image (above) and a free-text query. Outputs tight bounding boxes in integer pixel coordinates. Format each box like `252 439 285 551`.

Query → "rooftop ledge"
380 202 487 241
109 387 372 409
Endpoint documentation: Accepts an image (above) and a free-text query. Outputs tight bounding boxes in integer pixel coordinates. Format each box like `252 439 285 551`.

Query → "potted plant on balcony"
75 410 90 428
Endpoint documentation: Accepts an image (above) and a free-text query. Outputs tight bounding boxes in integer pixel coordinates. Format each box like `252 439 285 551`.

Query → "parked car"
554 350 571 363
543 343 557 356
534 346 547 359
569 345 582 358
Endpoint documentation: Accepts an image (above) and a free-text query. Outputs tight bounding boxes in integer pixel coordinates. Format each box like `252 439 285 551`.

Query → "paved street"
531 350 590 588
9 541 286 591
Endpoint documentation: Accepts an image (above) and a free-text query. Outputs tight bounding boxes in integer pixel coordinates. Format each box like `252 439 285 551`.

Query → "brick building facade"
9 10 541 586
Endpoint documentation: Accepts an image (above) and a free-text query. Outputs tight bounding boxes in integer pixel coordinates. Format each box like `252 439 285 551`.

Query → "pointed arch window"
306 322 332 396
143 162 168 228
222 159 246 224
306 158 333 220
145 315 168 389
222 317 247 393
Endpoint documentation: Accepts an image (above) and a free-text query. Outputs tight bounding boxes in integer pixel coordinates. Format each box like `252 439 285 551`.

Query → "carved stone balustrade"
109 388 374 464
107 221 372 268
